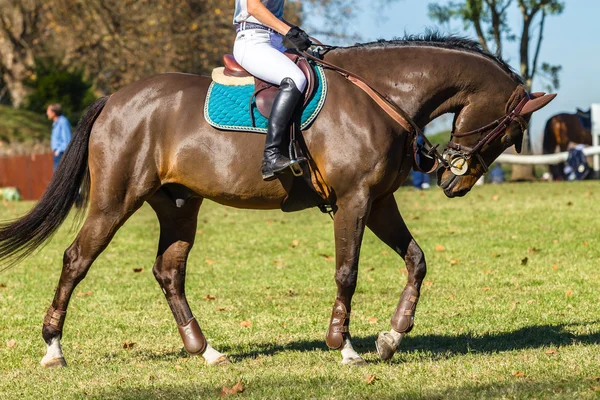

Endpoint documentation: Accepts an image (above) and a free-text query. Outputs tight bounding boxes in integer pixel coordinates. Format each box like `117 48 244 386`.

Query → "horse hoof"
342 356 367 366
40 357 67 368
207 355 231 366
376 331 397 362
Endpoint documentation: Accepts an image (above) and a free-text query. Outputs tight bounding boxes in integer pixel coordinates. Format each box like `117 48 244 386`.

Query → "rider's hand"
285 26 312 51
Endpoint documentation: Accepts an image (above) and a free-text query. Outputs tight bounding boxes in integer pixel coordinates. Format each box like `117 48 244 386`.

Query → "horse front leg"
367 194 426 361
325 193 371 365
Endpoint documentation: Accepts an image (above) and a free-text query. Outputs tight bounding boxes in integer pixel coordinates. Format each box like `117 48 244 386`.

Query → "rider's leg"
233 29 307 180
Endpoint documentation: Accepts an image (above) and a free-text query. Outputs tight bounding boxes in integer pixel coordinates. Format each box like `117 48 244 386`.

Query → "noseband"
442 93 532 176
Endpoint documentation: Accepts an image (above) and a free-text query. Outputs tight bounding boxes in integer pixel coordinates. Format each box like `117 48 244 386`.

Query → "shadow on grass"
214 322 600 362
87 376 598 400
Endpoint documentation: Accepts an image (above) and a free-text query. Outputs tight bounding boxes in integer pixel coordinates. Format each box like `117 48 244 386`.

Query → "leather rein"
301 43 533 176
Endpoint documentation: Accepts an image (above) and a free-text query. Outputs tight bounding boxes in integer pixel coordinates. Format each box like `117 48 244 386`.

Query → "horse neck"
327 45 518 128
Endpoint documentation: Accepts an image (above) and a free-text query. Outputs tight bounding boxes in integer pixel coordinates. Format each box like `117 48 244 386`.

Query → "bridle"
301 42 538 176
442 93 531 176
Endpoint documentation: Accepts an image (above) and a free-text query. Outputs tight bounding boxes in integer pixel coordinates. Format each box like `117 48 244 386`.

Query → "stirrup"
289 157 307 177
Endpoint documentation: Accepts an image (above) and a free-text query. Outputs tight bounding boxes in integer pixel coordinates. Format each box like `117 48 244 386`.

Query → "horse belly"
164 129 292 210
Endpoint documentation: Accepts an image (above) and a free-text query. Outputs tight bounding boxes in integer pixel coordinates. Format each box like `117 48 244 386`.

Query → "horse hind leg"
147 188 229 366
41 192 151 368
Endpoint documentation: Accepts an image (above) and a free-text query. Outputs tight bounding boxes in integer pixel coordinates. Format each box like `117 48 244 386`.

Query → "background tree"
0 0 40 108
428 0 564 180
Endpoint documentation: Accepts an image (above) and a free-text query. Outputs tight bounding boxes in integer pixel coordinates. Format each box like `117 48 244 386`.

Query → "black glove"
285 26 313 51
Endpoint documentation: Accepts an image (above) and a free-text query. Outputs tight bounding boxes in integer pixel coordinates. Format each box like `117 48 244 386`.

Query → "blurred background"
0 0 597 199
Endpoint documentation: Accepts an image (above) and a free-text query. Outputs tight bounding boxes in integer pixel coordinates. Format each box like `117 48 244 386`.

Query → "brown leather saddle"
222 52 317 121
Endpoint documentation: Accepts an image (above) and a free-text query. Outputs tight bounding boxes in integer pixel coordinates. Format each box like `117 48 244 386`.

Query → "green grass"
0 182 599 399
0 105 50 146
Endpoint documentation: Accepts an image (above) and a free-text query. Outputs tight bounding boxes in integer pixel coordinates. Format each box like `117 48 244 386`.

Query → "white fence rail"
496 146 600 165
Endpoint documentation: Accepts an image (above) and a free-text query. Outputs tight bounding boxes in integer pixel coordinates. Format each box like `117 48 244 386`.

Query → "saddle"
222 52 317 120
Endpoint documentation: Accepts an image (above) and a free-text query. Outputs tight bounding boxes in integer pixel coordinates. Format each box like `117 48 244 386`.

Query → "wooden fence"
0 153 53 200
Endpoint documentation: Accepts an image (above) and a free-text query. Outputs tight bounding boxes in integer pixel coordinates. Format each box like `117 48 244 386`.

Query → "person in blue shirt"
46 104 72 170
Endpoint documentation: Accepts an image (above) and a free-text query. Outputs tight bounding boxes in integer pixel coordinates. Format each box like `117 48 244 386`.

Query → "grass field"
0 181 599 399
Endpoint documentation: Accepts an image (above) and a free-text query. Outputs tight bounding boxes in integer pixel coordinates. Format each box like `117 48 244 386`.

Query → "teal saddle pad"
204 63 327 133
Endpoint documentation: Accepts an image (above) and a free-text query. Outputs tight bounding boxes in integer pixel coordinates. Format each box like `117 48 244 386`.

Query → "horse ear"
521 93 557 115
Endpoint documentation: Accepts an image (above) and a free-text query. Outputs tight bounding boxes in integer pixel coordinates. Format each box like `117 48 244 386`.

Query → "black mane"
345 32 524 84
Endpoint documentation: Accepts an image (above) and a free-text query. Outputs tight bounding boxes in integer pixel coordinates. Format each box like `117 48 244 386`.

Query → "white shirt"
233 0 285 24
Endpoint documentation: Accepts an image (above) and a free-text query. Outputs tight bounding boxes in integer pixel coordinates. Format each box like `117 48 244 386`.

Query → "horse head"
437 88 556 198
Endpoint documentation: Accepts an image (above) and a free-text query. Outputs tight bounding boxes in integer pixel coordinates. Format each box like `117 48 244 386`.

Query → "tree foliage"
0 0 384 109
428 0 564 92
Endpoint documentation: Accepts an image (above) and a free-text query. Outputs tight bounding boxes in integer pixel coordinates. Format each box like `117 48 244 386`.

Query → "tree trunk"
511 7 536 181
0 0 38 108
1 70 31 108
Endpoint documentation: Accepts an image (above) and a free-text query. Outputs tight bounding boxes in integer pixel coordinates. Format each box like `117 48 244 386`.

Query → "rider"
233 0 313 181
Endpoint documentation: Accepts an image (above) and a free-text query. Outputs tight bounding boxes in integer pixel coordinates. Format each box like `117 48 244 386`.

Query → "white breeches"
233 29 307 92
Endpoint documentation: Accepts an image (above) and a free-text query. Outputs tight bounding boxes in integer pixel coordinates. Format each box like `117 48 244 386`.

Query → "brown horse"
542 110 592 180
0 34 554 367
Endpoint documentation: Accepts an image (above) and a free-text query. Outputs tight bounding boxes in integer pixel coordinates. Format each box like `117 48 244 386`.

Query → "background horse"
542 110 592 180
0 34 554 367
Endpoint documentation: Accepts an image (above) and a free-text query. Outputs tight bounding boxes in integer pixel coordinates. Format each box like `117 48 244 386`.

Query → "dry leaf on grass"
552 264 559 271
435 244 445 252
122 341 136 350
133 268 144 273
512 371 525 378
381 251 389 255
583 241 589 247
424 281 433 287
76 291 93 297
217 307 227 312
566 291 573 297
204 294 216 301
6 339 16 348
0 283 6 288
174 365 183 371
545 349 558 355
491 195 499 201
521 257 528 265
220 380 244 397
527 299 536 305
205 259 215 265
482 287 491 292
528 247 540 253
240 320 252 328
553 240 559 244
368 317 378 324
291 240 300 248
365 375 377 385
450 259 459 265
287 289 296 296
320 254 334 261
365 267 375 272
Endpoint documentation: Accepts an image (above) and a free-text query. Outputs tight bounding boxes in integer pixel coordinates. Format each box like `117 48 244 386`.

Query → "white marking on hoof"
202 343 229 366
341 338 366 366
376 330 403 361
40 338 66 368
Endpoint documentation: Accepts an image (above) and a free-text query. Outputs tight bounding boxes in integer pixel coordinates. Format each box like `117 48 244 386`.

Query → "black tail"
0 96 109 269
542 117 555 155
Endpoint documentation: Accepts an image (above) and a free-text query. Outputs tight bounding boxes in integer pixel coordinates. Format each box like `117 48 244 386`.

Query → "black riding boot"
261 77 303 181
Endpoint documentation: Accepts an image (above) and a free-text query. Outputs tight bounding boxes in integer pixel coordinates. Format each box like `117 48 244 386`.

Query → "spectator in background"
412 134 431 190
490 163 506 184
46 103 72 170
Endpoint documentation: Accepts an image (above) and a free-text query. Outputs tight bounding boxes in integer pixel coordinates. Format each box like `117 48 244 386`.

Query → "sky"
307 0 600 153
